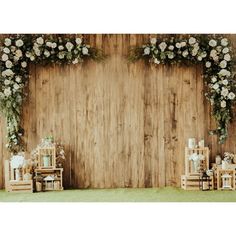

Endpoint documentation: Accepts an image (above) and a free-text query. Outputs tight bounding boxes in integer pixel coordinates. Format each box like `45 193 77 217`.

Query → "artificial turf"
0 187 236 202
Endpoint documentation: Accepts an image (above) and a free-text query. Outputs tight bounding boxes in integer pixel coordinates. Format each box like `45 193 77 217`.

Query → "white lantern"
221 173 232 190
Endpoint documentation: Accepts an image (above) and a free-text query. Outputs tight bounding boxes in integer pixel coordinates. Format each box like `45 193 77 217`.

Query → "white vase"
216 155 222 165
188 138 196 148
198 140 205 148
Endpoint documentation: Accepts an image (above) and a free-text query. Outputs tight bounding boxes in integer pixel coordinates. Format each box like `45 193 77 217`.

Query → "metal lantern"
199 171 211 191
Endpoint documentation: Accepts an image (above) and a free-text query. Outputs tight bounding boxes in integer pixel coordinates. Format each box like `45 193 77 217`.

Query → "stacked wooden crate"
181 147 213 190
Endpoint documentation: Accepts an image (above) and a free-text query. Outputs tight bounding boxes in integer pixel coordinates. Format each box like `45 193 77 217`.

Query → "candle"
188 138 196 148
198 139 205 148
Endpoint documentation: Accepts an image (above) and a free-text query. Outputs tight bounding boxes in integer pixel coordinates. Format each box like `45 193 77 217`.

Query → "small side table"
217 169 235 190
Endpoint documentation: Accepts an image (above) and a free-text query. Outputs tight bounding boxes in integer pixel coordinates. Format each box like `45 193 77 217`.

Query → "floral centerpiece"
223 152 235 164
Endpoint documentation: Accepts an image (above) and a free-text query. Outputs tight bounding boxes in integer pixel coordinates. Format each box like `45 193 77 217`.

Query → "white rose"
150 38 157 45
213 56 219 62
197 56 202 61
168 52 174 59
213 83 219 90
154 58 160 64
181 41 186 47
30 55 35 61
21 61 27 68
13 56 19 62
4 79 11 85
3 47 10 54
144 47 150 55
65 42 74 52
4 88 11 97
218 69 231 77
228 92 235 100
222 79 228 85
82 47 89 55
46 41 53 47
2 69 14 77
210 49 217 58
216 46 222 52
36 37 44 45
168 45 174 50
219 60 227 69
58 45 64 50
52 42 57 48
209 39 217 47
188 37 196 45
221 38 228 47
182 50 189 57
175 42 181 49
0 92 4 98
34 49 41 56
159 42 167 52
4 38 11 46
211 77 217 83
1 54 8 61
15 39 24 47
221 88 229 97
5 60 13 69
221 100 226 108
205 61 211 68
154 49 159 54
222 47 229 54
10 46 16 52
201 51 207 58
224 54 231 61
58 52 65 59
72 58 79 64
191 48 198 56
15 49 23 58
25 51 31 58
76 37 82 45
13 83 20 90
15 76 21 83
44 50 50 57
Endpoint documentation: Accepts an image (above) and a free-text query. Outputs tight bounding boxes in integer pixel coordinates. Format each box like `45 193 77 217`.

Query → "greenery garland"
0 34 103 153
129 35 235 144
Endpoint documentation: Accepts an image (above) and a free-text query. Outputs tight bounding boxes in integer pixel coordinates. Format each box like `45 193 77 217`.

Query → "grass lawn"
0 187 236 202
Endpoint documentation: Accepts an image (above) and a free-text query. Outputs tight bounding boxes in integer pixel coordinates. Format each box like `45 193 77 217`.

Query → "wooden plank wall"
1 34 236 189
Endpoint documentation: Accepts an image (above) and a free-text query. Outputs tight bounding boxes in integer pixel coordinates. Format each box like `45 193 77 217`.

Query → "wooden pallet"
8 180 33 193
181 175 214 190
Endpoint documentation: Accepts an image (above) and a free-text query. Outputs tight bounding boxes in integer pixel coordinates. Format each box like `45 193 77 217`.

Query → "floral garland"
0 34 103 153
129 35 235 144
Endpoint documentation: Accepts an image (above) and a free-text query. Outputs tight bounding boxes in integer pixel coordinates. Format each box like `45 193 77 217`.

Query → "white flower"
181 41 186 47
168 52 174 59
201 51 207 58
222 47 229 54
13 83 20 90
221 38 228 47
221 100 226 108
211 77 217 83
213 83 219 90
219 69 231 77
58 45 64 50
58 52 65 59
30 55 35 61
21 61 27 68
52 42 57 48
191 48 198 56
34 48 41 56
5 60 13 69
221 87 229 97
189 37 196 45
175 42 181 49
154 58 160 64
46 41 53 47
224 54 231 61
36 37 44 45
4 87 11 97
72 58 79 64
65 42 74 52
216 46 222 52
4 79 10 85
2 69 14 77
15 49 23 58
10 46 16 52
82 47 89 55
197 56 202 61
4 38 11 46
205 61 211 68
210 49 217 58
150 38 157 45
159 42 167 52
144 47 150 55
76 37 82 45
0 92 4 98
182 50 189 57
168 45 174 50
209 39 217 47
219 60 227 69
222 79 228 85
13 56 19 62
154 49 159 54
44 50 50 57
3 47 10 54
228 92 235 100
15 39 24 47
1 54 8 61
15 76 21 83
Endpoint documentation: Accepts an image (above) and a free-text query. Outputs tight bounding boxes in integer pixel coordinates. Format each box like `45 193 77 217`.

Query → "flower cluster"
0 35 102 153
223 152 235 163
130 35 235 143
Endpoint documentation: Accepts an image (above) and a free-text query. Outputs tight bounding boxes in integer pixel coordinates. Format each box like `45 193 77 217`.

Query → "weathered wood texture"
1 34 236 189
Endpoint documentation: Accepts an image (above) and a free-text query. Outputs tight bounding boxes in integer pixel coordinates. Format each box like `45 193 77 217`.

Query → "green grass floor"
1 187 236 202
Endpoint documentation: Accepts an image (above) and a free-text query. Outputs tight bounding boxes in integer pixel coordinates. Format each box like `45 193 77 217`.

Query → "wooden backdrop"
1 34 236 189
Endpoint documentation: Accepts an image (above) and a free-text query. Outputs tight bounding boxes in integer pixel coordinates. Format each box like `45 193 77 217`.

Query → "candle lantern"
199 171 211 191
221 173 232 190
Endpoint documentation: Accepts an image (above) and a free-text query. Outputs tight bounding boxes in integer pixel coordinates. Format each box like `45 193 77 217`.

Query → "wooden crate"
8 180 33 193
37 145 56 169
181 175 214 190
185 147 209 176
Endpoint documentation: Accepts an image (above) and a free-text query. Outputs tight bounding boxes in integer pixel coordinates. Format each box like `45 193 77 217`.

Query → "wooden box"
181 175 214 190
185 147 210 176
